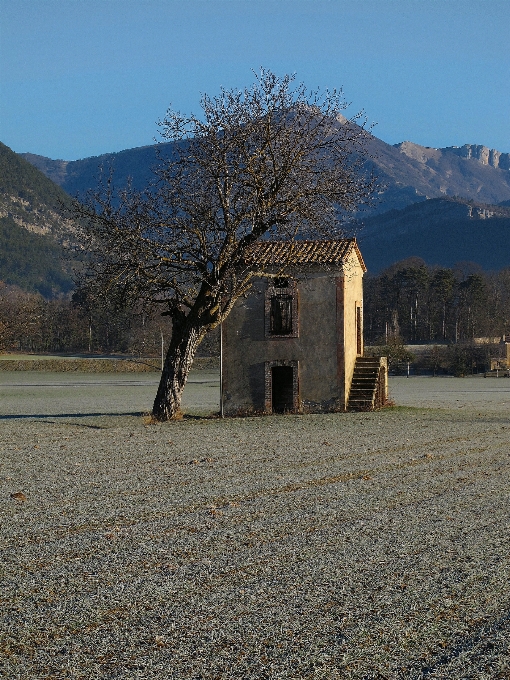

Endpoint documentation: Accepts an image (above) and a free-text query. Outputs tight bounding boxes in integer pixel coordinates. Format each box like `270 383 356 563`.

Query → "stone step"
348 400 375 409
348 356 387 412
349 391 375 397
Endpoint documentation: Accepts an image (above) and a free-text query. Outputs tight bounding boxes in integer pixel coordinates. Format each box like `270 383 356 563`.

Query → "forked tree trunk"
152 320 205 421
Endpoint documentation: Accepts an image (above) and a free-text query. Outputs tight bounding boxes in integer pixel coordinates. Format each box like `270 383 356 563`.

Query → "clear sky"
1 0 509 161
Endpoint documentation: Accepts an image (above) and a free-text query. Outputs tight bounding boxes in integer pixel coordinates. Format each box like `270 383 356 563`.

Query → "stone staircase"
347 356 388 411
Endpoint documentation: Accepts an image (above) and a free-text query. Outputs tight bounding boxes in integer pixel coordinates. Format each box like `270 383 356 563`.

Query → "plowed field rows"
1 374 509 678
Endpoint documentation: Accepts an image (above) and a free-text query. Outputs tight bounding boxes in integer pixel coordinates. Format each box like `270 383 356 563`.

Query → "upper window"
270 295 293 335
265 279 298 338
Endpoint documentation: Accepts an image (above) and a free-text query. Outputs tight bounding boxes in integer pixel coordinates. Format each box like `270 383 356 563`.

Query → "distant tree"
430 269 456 340
72 70 375 420
368 334 414 371
458 274 488 339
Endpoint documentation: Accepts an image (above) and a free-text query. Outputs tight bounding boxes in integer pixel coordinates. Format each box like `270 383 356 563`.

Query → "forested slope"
0 142 75 296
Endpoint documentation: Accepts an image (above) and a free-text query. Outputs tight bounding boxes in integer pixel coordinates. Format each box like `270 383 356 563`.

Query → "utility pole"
220 321 224 418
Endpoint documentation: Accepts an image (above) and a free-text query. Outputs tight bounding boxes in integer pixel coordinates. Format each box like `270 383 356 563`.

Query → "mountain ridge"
5 128 510 294
20 133 510 215
395 141 510 170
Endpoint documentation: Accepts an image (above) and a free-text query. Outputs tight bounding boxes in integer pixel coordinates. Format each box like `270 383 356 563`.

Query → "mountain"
15 129 510 275
21 135 510 215
0 142 74 296
358 196 510 273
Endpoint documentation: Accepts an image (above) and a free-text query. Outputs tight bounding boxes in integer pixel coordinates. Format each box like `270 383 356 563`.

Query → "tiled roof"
245 238 366 271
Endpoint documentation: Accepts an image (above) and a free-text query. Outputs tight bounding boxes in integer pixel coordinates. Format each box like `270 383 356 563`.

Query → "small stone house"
222 239 387 415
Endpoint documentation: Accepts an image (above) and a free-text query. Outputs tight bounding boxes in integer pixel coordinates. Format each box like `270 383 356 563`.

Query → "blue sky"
1 0 509 160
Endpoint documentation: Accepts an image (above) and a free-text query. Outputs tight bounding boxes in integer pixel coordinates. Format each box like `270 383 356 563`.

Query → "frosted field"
1 372 510 678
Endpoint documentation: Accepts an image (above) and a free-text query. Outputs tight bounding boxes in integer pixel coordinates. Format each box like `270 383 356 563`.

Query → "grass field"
1 373 510 678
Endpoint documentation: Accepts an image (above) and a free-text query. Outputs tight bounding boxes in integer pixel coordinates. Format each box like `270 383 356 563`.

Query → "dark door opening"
356 305 362 355
271 366 294 413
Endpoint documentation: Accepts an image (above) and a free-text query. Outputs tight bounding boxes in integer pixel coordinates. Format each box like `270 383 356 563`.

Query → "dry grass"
1 374 510 678
0 355 219 373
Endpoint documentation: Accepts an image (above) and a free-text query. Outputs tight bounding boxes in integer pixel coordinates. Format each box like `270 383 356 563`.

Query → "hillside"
0 141 76 239
0 142 74 296
358 196 510 273
0 216 73 296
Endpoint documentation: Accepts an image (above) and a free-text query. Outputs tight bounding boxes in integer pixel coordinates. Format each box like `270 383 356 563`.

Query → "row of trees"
4 259 509 358
2 261 509 384
364 259 510 345
0 285 175 357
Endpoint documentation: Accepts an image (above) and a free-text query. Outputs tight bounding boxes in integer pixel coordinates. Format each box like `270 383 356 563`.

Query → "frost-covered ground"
1 373 510 678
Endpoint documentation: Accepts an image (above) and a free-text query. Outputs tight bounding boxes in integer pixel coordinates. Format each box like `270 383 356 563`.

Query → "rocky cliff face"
443 144 510 170
0 143 75 295
0 143 75 242
396 141 510 170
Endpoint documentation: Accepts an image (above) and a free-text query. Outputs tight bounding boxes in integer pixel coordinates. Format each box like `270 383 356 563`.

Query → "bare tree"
73 70 375 421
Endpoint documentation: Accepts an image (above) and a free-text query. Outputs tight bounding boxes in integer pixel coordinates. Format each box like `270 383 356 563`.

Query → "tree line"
364 258 510 346
0 284 175 357
2 258 509 363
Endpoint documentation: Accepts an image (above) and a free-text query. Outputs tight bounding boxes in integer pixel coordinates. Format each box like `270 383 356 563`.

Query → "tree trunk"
152 319 205 421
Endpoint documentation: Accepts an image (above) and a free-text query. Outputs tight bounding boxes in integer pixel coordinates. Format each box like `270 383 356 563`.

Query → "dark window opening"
270 295 293 335
356 306 362 355
274 277 289 289
271 366 294 413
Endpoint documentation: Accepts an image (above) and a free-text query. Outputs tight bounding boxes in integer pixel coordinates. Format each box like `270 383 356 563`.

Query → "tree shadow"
0 412 145 420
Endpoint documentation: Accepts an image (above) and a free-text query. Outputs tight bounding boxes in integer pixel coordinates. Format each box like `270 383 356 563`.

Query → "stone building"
221 239 387 415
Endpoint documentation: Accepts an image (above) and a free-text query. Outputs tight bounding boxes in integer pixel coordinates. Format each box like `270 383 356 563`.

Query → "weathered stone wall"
222 259 364 414
223 273 341 414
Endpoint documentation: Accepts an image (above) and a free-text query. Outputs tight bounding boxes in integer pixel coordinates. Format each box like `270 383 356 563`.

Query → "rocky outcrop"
394 141 442 164
0 142 76 242
396 141 510 171
442 144 510 170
